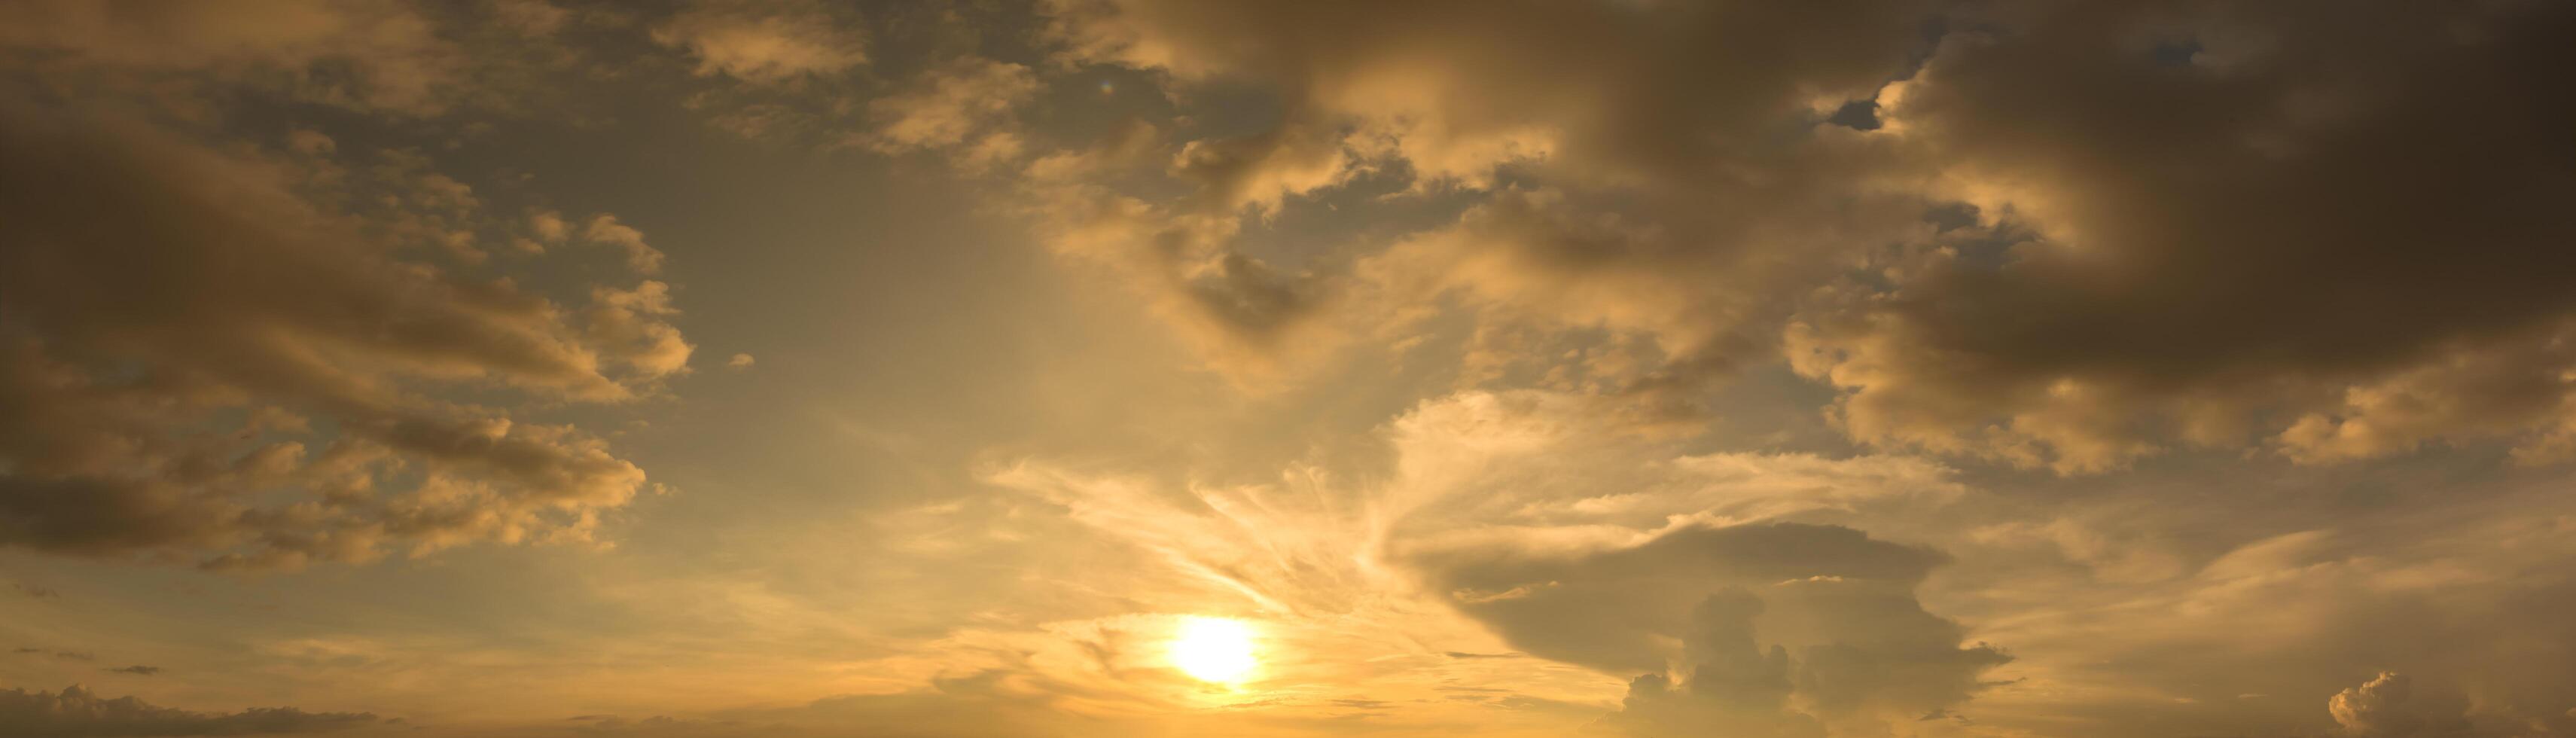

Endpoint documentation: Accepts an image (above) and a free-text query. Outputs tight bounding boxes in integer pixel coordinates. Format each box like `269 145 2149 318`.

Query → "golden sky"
4 2 2575 736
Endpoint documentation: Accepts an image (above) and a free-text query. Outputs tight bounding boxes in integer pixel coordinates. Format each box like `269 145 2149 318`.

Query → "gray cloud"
551 672 1081 738
1023 0 2576 471
0 1 465 114
1601 590 1826 738
0 684 374 737
1033 0 1941 398
1788 1 2576 471
1408 522 2007 734
0 99 685 568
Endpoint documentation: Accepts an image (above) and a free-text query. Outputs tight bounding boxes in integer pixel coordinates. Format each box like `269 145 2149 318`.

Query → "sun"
1167 617 1259 684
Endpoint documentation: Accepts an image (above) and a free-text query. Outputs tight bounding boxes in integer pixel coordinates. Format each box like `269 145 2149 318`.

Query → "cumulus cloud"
863 57 1039 169
0 684 374 736
0 101 687 568
2328 672 2479 737
652 0 868 84
1024 0 1937 395
1782 2 2576 471
1600 590 1826 738
1410 523 2009 734
1014 0 2576 471
1045 0 1925 188
581 215 667 276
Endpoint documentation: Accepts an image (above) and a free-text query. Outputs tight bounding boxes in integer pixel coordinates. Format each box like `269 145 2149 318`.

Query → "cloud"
582 215 668 275
1026 0 1937 392
0 0 596 119
0 101 686 568
1922 467 2576 736
1783 2 2576 471
0 684 374 737
652 0 868 84
1374 391 1961 533
0 0 470 114
586 281 696 377
2328 672 2477 737
863 57 1040 169
536 669 1147 738
1014 180 1343 388
1021 0 2576 472
1045 0 1926 189
726 353 755 370
1409 523 2009 734
984 390 1998 735
1599 590 1827 738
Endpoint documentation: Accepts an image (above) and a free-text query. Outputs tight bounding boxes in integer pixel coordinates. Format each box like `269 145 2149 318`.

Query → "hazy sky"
4 2 2574 736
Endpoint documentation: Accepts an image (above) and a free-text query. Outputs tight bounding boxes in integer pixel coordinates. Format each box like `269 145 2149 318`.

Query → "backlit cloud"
4 2 2574 736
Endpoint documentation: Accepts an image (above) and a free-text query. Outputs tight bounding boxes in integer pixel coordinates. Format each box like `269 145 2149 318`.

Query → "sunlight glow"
1167 617 1259 684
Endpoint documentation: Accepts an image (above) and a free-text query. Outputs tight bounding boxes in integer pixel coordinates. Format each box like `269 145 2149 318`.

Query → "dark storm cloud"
0 684 374 737
2328 672 2477 737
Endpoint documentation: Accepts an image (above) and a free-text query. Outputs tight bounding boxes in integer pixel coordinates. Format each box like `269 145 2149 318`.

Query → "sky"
2 1 2574 736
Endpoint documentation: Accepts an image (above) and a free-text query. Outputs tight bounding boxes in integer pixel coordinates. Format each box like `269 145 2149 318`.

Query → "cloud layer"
0 81 689 566
5 2 2576 737
0 684 374 737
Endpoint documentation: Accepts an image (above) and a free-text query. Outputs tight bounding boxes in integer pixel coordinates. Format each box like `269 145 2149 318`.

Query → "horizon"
4 2 2574 736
